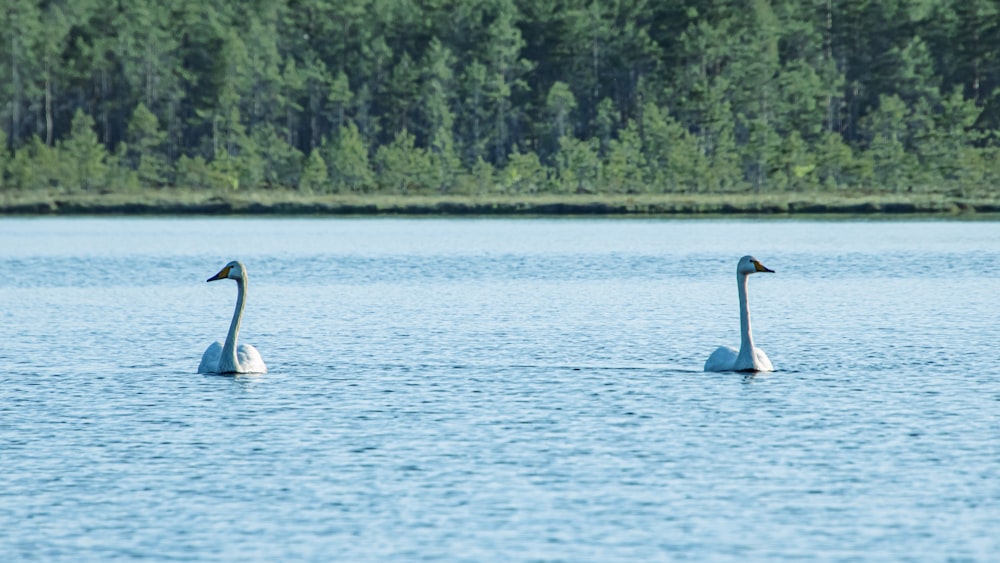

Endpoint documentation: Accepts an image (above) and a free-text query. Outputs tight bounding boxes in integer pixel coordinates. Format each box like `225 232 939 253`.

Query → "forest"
1 0 999 200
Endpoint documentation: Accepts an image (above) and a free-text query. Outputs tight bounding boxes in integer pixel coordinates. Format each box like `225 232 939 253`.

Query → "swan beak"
207 265 231 282
753 260 774 273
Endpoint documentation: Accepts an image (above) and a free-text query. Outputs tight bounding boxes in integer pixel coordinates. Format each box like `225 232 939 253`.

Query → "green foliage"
385 53 420 137
603 121 646 194
428 127 462 194
127 104 169 187
697 79 742 192
252 124 303 188
639 103 704 193
299 148 328 193
208 152 243 191
1 0 1000 197
420 39 457 147
376 129 436 193
479 1 533 165
554 135 600 194
777 131 814 192
594 98 617 156
327 71 353 134
775 61 833 144
742 116 784 192
862 95 915 191
501 149 550 194
419 38 463 193
545 81 577 144
106 144 141 192
813 132 857 189
176 155 231 190
326 122 374 193
468 157 496 196
8 136 60 191
60 110 109 192
0 130 9 189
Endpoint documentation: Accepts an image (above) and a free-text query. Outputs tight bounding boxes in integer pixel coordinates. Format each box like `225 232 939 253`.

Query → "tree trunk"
45 62 53 145
11 34 21 144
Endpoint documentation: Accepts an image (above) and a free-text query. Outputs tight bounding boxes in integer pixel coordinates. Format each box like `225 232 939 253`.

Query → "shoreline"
1 191 998 216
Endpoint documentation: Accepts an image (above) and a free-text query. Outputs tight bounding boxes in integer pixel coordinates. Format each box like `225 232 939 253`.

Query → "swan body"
198 260 267 374
704 255 774 372
704 344 773 373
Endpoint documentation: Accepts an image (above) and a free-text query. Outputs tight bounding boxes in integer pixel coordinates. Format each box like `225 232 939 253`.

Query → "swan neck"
738 272 754 354
222 276 247 367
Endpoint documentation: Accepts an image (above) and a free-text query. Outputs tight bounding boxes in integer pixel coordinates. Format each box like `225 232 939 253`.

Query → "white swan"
704 255 774 372
198 260 267 374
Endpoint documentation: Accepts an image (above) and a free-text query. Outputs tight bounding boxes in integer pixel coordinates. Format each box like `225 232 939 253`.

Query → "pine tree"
861 94 913 191
384 53 420 139
281 58 306 151
554 134 600 194
326 121 374 193
375 129 435 193
639 102 704 193
603 120 645 194
742 116 783 192
9 136 60 191
813 131 856 189
420 39 461 192
252 123 303 188
327 71 353 137
60 110 109 192
299 148 328 193
468 156 495 195
175 155 225 190
545 81 577 144
480 0 533 165
501 149 550 194
127 103 169 187
778 130 815 192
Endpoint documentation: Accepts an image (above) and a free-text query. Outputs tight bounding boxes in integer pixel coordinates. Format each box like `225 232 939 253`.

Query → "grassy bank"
2 189 999 216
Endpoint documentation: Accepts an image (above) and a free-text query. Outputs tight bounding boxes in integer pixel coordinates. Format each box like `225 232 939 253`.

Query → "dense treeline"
1 0 999 196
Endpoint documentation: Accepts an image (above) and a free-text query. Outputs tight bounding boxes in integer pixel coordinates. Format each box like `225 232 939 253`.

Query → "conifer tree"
326 121 374 193
299 148 328 193
60 110 109 192
127 103 169 187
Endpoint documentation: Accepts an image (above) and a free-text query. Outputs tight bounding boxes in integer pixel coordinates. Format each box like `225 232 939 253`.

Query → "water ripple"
1 218 999 561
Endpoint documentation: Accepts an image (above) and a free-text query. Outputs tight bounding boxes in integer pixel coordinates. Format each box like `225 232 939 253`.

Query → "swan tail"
237 344 267 374
704 346 738 372
753 348 774 372
199 341 223 373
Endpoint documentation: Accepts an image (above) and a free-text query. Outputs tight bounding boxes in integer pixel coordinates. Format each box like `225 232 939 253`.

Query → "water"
1 217 998 561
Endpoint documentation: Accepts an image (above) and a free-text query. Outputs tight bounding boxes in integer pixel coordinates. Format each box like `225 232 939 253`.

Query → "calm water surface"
1 217 998 561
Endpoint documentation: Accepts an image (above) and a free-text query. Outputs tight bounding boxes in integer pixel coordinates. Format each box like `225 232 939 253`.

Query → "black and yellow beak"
753 260 775 273
207 265 232 282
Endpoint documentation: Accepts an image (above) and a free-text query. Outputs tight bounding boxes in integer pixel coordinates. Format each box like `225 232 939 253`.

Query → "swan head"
737 255 774 276
207 260 246 282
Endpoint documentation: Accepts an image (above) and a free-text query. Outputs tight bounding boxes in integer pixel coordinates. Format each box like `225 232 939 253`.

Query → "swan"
704 255 774 372
198 260 267 374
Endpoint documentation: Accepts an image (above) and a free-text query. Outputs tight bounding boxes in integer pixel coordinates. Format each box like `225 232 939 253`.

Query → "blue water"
1 217 998 561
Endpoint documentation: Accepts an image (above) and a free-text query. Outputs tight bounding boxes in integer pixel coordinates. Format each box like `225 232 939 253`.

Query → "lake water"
1 217 998 561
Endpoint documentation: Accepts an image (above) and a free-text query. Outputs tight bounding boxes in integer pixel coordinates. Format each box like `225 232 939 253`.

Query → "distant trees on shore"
1 0 999 195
